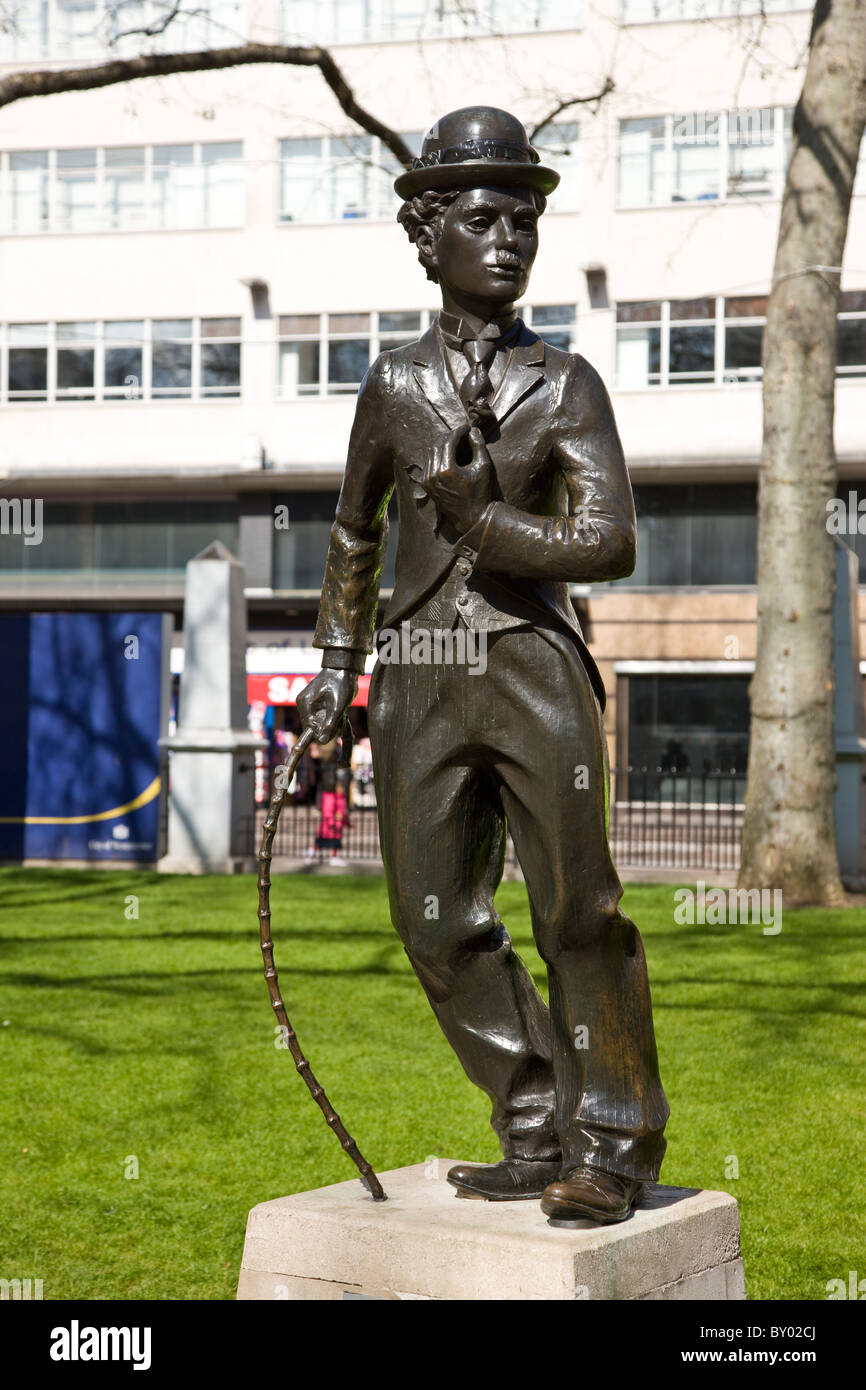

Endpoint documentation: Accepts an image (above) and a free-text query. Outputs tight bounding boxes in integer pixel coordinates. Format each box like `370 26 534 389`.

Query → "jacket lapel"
490 326 546 424
412 320 546 430
412 326 467 430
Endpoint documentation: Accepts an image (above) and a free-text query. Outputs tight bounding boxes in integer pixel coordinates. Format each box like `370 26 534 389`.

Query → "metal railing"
250 766 744 872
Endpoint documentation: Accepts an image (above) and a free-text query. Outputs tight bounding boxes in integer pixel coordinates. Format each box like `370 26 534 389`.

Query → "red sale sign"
247 674 371 707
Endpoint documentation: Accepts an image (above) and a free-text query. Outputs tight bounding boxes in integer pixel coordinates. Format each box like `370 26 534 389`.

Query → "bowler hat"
393 105 560 199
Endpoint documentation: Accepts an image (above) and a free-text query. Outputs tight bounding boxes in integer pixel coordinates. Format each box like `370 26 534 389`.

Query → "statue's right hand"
296 669 357 744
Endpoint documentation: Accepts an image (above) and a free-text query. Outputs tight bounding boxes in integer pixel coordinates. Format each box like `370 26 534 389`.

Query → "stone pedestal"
237 1161 745 1301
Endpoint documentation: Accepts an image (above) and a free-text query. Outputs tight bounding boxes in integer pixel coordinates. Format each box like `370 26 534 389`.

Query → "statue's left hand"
421 423 493 534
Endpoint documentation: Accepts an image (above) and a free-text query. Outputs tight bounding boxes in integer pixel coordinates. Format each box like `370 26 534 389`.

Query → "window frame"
1 317 243 406
0 140 245 234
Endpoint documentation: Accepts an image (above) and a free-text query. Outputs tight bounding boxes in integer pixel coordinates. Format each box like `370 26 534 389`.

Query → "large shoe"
540 1167 644 1223
447 1158 562 1201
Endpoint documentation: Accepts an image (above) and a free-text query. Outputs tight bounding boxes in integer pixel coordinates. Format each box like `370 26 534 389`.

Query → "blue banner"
0 612 167 861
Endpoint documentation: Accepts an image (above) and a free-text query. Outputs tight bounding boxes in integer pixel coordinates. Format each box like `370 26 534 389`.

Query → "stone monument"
243 107 744 1298
160 541 265 874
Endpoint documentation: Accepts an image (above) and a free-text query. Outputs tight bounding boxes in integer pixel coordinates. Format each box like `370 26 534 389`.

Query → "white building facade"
0 0 864 781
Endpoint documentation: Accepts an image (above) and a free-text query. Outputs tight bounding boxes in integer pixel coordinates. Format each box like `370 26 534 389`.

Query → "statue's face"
426 184 539 307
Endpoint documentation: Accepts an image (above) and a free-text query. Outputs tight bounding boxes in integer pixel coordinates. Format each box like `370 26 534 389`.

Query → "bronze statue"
297 106 669 1223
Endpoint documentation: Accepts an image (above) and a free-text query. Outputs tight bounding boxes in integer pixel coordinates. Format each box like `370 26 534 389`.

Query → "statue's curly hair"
396 186 547 284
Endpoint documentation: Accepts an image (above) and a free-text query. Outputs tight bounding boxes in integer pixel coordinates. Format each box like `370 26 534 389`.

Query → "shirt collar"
437 309 521 347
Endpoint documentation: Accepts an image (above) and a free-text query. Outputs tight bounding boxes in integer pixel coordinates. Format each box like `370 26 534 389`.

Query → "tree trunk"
739 0 866 904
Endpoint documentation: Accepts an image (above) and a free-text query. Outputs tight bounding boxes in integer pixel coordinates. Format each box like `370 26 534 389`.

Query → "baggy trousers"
367 624 669 1182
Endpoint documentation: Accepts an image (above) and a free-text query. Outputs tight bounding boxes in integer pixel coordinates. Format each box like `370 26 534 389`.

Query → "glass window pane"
628 675 751 790
669 325 715 378
201 317 241 338
616 301 661 323
104 320 144 339
618 117 666 207
692 512 757 584
327 338 369 390
57 347 95 395
9 323 49 345
201 342 241 392
837 319 866 373
9 349 48 396
671 113 720 201
332 134 372 219
532 304 576 325
153 319 193 338
271 491 342 589
724 324 763 378
56 148 98 230
279 137 329 223
840 291 866 313
725 296 767 318
279 314 319 336
535 120 580 210
201 142 243 226
104 346 143 395
56 0 99 56
152 146 200 228
153 144 195 166
56 322 96 340
152 343 192 392
9 151 49 232
279 341 319 395
727 108 776 198
104 146 146 229
330 313 370 334
379 311 421 332
616 326 661 387
670 298 714 321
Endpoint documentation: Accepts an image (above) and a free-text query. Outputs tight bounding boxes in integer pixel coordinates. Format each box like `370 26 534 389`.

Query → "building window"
0 499 238 575
619 0 811 22
278 310 429 398
1 318 241 404
526 304 577 352
280 0 581 45
278 131 422 223
271 489 398 591
615 292 866 387
531 122 580 211
837 291 866 378
0 1 246 62
617 108 794 207
626 674 750 800
610 483 758 586
276 306 575 397
1 142 244 233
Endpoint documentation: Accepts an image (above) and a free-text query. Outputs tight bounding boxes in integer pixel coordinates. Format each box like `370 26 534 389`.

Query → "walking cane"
256 720 387 1201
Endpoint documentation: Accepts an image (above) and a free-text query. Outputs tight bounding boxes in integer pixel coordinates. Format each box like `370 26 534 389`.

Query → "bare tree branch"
0 42 417 168
109 2 187 43
529 78 615 140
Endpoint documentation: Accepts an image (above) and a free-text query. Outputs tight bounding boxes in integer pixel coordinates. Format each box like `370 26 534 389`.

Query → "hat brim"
393 160 560 200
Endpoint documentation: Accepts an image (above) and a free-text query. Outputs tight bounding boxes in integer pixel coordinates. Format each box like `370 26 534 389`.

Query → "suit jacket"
313 319 636 711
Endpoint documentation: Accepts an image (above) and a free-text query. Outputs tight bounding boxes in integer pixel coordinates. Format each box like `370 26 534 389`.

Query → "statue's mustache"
493 250 523 269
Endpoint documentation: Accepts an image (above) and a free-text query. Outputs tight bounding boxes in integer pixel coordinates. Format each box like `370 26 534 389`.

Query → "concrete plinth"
237 1161 745 1302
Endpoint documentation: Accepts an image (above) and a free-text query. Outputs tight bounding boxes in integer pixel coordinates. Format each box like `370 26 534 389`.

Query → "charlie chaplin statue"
298 107 669 1223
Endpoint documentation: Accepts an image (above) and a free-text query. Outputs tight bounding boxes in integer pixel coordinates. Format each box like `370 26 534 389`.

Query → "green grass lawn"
0 867 863 1301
